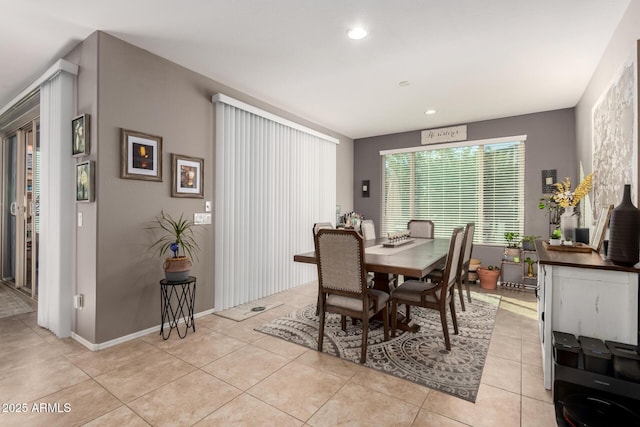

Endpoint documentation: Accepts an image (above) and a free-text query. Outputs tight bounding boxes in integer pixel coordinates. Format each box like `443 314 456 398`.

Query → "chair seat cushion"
391 280 439 303
326 289 389 315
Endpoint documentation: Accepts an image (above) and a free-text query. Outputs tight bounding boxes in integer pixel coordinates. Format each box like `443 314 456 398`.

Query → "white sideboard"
536 241 639 389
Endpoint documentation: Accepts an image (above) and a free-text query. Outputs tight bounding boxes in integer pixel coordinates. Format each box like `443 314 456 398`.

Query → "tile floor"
0 282 556 426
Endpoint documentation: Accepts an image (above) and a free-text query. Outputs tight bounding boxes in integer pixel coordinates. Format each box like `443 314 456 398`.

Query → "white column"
38 62 77 337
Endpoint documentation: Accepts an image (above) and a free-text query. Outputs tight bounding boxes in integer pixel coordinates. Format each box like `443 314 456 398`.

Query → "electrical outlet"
194 213 212 224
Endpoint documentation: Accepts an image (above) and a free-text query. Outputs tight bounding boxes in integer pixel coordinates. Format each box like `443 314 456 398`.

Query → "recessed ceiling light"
425 109 437 115
398 81 410 87
347 27 367 40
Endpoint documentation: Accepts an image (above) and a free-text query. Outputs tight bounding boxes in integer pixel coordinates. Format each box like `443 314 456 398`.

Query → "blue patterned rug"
256 291 500 402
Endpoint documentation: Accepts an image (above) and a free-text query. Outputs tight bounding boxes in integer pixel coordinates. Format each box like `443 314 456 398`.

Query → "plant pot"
549 238 562 246
522 241 536 251
477 267 500 290
163 256 192 281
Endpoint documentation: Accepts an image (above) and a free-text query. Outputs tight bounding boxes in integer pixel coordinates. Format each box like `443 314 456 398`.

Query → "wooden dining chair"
407 219 434 238
390 227 464 351
426 222 475 311
360 219 376 240
314 229 390 363
313 222 334 315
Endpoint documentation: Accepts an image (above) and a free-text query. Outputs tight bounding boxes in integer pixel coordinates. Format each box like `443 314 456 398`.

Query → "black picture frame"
72 113 90 156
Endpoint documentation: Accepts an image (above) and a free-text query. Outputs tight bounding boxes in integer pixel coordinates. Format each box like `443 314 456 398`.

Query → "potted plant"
504 232 520 260
477 265 500 290
521 235 539 251
524 257 536 277
549 229 562 246
148 211 200 281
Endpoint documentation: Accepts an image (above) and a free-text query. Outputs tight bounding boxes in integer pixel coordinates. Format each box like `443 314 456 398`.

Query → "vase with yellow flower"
552 173 593 243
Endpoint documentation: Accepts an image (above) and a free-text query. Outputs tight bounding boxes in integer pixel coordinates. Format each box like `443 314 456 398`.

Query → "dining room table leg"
371 272 420 333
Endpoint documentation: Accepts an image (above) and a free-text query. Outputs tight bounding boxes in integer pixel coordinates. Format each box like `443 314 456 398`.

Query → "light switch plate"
205 201 212 212
77 212 83 227
194 213 212 224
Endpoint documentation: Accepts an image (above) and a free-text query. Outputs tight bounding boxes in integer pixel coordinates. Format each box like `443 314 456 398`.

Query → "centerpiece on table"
552 173 593 244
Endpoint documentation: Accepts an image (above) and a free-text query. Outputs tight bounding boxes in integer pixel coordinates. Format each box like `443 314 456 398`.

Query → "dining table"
293 236 451 331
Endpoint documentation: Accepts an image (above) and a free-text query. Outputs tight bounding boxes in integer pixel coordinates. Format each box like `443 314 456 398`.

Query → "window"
380 136 525 245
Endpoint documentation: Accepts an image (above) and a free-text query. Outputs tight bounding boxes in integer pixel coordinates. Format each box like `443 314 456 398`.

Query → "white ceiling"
0 0 630 139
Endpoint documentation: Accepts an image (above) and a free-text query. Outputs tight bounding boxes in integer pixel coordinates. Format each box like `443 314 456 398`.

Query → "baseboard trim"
71 307 217 351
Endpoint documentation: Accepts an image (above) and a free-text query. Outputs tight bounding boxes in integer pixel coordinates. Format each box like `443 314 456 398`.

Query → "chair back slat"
440 228 464 294
315 229 365 294
408 219 434 238
360 219 376 240
462 223 475 264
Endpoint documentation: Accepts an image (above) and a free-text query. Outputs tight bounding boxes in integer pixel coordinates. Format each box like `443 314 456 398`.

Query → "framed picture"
76 160 94 202
591 204 613 253
120 129 162 181
72 113 90 156
171 154 204 198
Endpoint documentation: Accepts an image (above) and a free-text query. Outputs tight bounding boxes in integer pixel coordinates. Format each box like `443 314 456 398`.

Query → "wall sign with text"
421 125 467 145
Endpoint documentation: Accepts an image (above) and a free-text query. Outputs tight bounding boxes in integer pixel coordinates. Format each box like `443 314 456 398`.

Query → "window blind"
381 137 525 245
213 94 337 310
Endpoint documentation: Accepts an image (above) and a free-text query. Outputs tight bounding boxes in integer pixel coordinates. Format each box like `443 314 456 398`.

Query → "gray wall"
68 32 353 344
576 2 639 205
353 109 577 271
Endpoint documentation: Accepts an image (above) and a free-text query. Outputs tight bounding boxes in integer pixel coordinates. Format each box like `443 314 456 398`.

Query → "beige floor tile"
521 339 543 368
521 395 556 427
203 344 290 390
308 382 420 427
294 348 363 380
196 393 303 426
488 333 522 363
68 339 162 377
521 363 552 403
521 319 541 343
163 330 248 366
491 321 522 340
129 370 241 426
0 342 65 379
252 334 310 359
0 379 120 427
43 336 92 357
480 355 521 394
140 323 215 350
0 355 89 403
219 317 270 343
82 405 149 426
195 313 240 332
0 328 47 354
423 384 520 427
248 361 346 421
412 409 470 427
94 351 195 402
351 365 430 407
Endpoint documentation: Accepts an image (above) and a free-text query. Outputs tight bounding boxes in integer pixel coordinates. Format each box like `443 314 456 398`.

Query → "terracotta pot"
163 256 192 281
477 267 500 290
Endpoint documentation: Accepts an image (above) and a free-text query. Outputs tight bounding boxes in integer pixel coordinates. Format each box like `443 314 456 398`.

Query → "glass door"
1 120 39 298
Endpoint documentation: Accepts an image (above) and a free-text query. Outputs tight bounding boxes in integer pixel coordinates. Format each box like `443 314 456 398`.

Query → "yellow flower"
552 173 593 208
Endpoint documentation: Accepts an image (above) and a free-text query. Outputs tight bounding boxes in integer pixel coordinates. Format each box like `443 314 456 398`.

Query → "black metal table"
159 276 196 339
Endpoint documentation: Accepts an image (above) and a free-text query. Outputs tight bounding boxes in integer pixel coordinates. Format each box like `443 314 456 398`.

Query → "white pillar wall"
38 61 78 337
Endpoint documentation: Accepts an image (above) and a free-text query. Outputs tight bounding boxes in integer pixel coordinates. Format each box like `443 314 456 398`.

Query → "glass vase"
560 206 578 243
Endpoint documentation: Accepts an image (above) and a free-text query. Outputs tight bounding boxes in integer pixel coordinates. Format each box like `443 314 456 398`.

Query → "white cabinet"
536 242 639 389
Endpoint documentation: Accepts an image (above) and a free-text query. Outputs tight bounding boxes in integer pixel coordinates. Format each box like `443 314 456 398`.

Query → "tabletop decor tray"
542 241 593 253
383 238 415 248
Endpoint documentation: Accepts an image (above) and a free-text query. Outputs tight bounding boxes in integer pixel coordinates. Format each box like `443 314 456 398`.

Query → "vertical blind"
213 94 337 310
380 136 525 245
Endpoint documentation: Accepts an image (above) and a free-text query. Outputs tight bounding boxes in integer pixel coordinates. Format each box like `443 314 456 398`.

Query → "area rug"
255 291 500 402
215 301 283 321
0 283 34 319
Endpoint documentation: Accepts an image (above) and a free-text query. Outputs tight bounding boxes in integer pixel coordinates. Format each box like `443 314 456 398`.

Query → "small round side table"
159 276 196 339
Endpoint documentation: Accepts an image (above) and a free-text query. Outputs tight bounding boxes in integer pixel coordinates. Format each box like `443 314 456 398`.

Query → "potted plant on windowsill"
148 211 200 281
